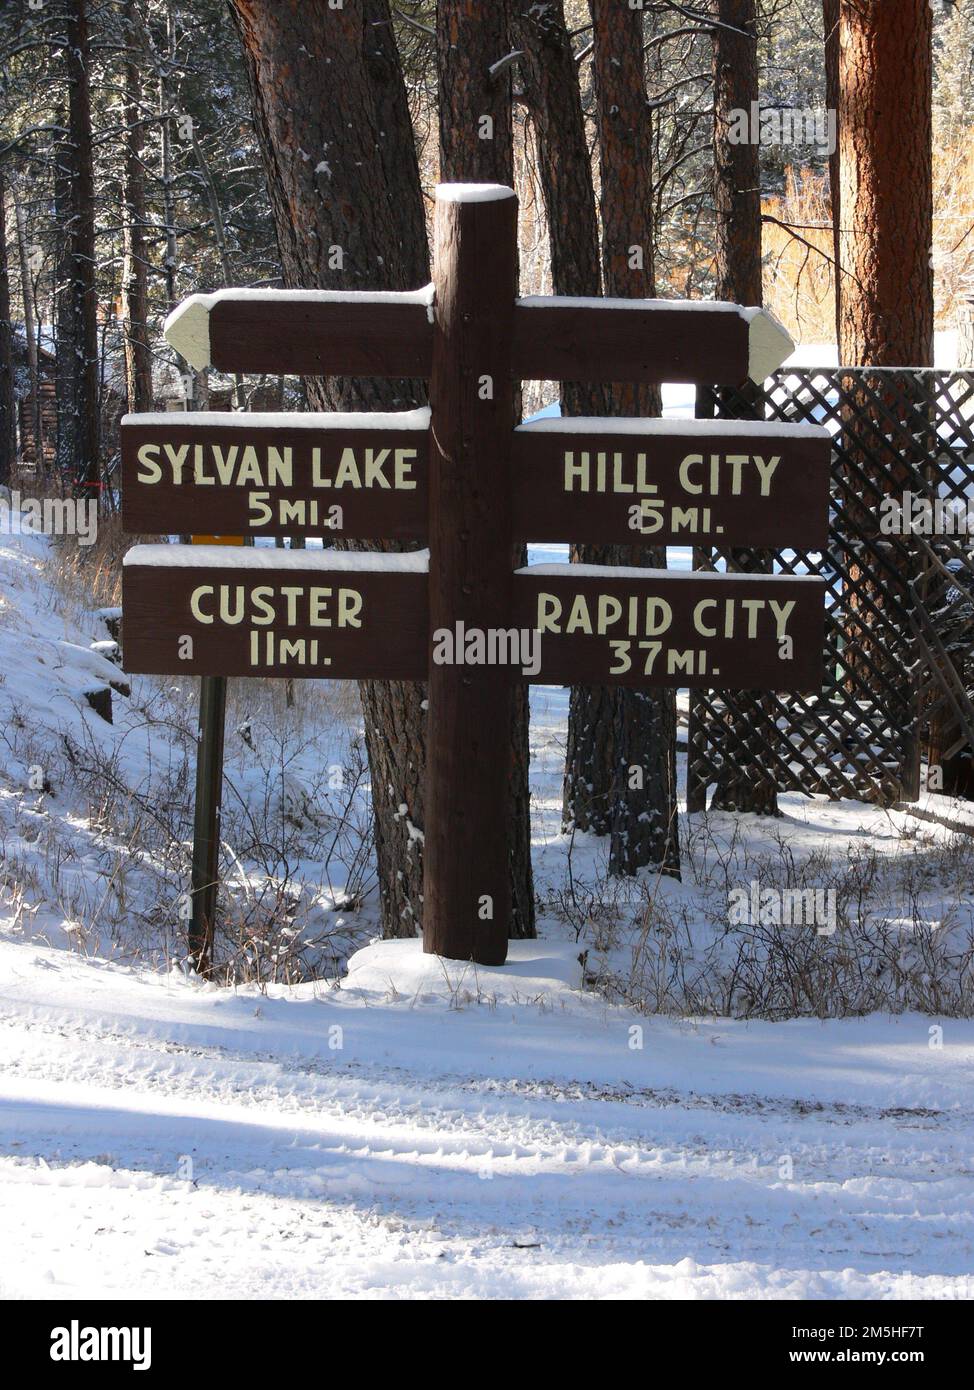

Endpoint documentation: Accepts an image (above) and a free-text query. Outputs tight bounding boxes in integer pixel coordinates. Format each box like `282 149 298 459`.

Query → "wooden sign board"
511 418 830 549
122 410 429 541
122 546 428 680
122 412 829 549
512 568 826 689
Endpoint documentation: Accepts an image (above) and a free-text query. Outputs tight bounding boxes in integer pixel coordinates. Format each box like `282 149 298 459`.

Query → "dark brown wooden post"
423 186 517 965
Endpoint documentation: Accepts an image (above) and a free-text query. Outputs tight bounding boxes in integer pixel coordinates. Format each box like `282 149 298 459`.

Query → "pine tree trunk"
823 0 841 342
837 0 933 801
11 183 42 472
514 1 612 840
713 0 762 311
0 175 14 486
54 122 77 479
435 0 535 936
158 7 178 316
121 0 152 415
568 0 679 878
62 0 100 500
707 0 779 818
513 3 603 329
228 0 429 941
837 0 933 368
157 5 204 412
436 1 513 185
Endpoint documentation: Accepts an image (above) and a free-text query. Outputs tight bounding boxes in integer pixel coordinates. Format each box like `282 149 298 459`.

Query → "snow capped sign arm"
511 298 794 386
164 287 436 376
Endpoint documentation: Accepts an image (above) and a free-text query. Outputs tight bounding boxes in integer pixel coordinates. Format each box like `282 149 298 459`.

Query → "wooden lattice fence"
687 367 974 809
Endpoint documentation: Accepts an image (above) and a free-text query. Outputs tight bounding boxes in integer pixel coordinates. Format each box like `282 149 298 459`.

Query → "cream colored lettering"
136 443 162 484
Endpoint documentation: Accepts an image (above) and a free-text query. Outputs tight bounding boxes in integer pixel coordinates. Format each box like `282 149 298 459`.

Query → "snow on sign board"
123 182 829 966
121 411 830 548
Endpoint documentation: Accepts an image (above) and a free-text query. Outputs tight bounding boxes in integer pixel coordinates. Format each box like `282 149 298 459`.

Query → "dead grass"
763 134 974 349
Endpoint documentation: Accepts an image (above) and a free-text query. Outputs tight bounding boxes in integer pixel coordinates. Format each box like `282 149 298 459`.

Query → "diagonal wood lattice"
688 368 974 809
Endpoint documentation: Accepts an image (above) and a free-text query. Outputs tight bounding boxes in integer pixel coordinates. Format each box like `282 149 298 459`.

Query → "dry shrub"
763 168 835 347
763 135 974 350
548 815 974 1019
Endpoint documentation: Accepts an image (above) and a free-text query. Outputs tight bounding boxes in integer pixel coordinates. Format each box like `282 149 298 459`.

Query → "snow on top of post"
515 416 827 441
435 183 516 204
124 545 430 573
121 407 432 431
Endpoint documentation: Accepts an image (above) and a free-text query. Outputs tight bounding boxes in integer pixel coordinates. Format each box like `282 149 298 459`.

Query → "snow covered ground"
2 937 973 1300
1 512 973 1300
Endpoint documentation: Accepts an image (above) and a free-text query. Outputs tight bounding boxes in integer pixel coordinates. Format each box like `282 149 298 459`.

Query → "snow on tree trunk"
121 0 152 416
60 0 100 501
0 175 15 486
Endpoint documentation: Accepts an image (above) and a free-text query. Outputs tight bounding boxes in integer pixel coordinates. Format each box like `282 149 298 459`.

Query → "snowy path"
1 943 972 1300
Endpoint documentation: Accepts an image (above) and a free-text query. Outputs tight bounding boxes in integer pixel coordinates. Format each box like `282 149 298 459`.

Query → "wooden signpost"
188 533 240 978
121 183 830 969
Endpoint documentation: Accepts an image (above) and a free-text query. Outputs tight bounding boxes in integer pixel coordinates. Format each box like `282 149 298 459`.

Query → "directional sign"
165 289 794 386
512 567 826 688
511 296 795 386
122 410 828 548
125 546 825 692
126 180 830 969
121 409 429 541
511 417 830 549
122 546 428 680
163 287 435 379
